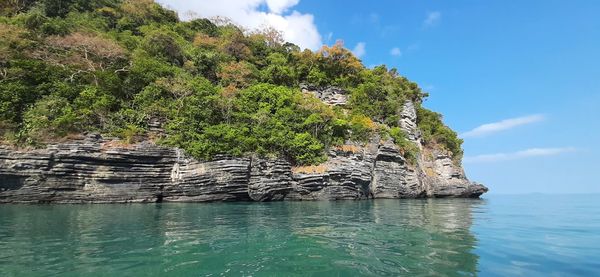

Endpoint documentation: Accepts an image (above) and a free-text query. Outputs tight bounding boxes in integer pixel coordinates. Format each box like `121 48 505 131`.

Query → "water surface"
0 195 598 276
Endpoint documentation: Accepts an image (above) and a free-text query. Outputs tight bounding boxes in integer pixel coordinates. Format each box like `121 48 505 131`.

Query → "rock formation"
0 138 486 203
300 84 348 106
0 100 487 203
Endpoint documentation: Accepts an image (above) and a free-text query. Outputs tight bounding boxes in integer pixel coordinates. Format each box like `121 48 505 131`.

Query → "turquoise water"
1 195 599 276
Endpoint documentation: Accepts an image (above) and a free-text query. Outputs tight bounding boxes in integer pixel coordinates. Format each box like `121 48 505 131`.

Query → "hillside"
0 0 464 166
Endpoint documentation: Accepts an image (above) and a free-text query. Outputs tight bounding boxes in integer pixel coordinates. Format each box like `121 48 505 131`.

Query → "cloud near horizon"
156 0 322 50
461 114 545 138
463 147 577 163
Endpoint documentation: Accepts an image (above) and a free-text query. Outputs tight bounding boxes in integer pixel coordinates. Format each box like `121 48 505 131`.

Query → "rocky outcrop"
163 155 252 202
248 158 292 201
0 100 487 204
419 150 488 198
0 139 172 203
0 138 486 204
287 143 376 201
371 141 425 198
397 100 487 198
300 84 348 106
399 100 422 143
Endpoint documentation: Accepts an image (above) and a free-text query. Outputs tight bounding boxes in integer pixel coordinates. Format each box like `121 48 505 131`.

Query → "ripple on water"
0 196 599 276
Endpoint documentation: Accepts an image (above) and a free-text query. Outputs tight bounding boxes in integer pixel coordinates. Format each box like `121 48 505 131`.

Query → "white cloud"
390 47 402 57
464 147 577 163
352 42 366 58
461 114 545 138
156 0 322 50
423 11 441 27
265 0 299 14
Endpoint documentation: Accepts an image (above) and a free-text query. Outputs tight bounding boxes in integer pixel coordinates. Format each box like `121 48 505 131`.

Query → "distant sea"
1 194 598 276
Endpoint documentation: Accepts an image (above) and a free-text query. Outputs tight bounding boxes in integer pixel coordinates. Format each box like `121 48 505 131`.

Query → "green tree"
141 31 185 66
260 53 296 86
389 127 419 165
417 107 463 161
22 95 79 143
73 86 117 130
348 114 376 142
0 0 464 166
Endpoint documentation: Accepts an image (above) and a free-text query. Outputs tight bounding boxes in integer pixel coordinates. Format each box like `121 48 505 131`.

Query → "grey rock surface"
399 100 422 143
371 141 426 198
249 158 292 201
300 84 348 106
286 143 375 201
419 151 488 198
398 101 487 198
0 100 487 203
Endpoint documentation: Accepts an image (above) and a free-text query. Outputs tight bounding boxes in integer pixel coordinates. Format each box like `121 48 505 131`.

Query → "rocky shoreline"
0 132 487 203
0 135 486 204
0 99 487 204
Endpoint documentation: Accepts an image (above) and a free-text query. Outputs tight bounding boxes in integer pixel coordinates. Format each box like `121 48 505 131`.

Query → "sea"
1 194 599 276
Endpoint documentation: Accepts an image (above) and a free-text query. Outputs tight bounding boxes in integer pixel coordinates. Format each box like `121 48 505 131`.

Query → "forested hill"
0 0 463 165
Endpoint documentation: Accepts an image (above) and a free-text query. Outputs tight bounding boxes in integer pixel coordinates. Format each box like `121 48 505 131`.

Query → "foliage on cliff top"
416 107 464 161
0 0 463 164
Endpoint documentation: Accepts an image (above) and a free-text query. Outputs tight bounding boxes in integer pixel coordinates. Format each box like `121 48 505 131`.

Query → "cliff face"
0 96 487 203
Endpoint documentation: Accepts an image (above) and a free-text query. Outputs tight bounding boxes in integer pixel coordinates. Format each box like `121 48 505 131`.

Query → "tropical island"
0 0 487 203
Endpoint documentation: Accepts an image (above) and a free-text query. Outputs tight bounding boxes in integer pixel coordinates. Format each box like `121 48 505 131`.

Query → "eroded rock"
300 84 348 106
0 100 488 203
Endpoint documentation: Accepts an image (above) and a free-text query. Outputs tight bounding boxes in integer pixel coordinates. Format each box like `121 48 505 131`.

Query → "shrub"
389 127 419 165
22 95 79 143
73 87 117 129
348 114 376 142
141 31 184 66
417 107 463 161
0 1 464 166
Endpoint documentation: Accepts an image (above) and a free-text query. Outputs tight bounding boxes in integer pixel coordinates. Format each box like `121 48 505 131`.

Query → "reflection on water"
4 196 598 276
0 199 484 276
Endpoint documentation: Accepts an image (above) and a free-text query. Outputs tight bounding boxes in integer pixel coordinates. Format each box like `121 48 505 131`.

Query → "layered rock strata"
0 100 487 203
0 138 486 204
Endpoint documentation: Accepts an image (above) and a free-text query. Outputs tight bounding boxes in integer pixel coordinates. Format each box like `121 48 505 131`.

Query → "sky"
157 0 600 194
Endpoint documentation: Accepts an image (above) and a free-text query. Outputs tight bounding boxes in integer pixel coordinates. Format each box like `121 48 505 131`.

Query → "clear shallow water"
0 195 599 276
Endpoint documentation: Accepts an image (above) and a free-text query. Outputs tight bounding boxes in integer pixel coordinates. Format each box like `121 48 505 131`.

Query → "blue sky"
159 0 600 194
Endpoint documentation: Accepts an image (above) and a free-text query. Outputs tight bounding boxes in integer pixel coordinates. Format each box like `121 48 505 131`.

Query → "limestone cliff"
0 94 487 203
0 137 486 203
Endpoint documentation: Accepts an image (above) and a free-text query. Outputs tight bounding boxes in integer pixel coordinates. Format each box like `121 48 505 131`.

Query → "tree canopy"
0 0 463 164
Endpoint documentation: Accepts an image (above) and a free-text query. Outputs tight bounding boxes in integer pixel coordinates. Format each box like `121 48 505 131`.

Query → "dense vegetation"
0 0 463 165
